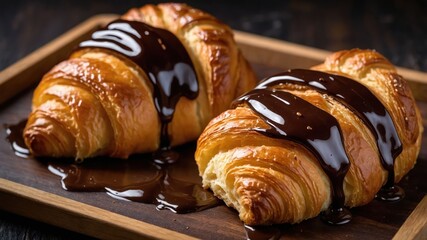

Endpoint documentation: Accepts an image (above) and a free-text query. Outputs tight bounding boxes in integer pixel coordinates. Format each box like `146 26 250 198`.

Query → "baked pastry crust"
195 49 423 225
23 3 256 159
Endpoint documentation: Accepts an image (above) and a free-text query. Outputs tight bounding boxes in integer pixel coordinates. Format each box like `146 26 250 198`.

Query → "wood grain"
393 196 427 240
0 15 426 240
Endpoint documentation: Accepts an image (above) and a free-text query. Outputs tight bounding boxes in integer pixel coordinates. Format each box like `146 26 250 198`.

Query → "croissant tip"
238 197 265 225
23 124 76 158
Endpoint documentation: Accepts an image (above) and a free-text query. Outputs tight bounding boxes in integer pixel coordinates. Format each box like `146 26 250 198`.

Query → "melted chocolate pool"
5 121 220 214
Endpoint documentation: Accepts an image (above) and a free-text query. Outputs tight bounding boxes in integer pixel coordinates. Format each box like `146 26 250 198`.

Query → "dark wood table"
1 0 426 239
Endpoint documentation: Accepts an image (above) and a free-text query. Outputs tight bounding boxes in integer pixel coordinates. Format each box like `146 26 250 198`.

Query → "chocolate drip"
78 19 199 159
257 69 402 188
4 120 30 158
5 122 219 214
233 89 351 224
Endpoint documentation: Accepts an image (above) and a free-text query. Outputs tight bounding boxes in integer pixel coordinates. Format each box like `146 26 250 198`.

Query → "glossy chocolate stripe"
233 88 351 224
78 19 199 153
256 69 402 187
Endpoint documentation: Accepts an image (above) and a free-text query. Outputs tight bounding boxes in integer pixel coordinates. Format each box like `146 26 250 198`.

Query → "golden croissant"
23 3 257 160
195 49 423 225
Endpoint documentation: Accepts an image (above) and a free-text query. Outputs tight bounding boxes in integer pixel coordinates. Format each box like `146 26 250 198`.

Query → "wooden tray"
0 14 426 240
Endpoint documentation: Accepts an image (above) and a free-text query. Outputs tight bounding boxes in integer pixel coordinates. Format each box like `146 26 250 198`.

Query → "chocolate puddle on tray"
5 120 220 214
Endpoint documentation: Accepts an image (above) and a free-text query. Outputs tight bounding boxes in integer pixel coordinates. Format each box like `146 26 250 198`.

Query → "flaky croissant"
23 3 256 160
195 49 423 225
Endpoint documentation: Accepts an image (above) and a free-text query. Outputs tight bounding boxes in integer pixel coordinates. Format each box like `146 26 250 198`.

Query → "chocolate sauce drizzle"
233 69 404 224
79 19 199 161
257 69 403 188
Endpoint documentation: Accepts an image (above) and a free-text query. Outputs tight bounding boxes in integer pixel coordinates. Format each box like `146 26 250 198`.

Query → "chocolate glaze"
257 69 403 188
233 69 405 224
5 121 220 214
79 19 199 159
233 88 351 223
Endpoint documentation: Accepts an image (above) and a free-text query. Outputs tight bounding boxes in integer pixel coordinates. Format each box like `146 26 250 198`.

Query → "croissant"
23 3 257 160
195 49 423 225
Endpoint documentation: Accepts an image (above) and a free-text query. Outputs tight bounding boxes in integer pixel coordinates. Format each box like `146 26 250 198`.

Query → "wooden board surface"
0 14 426 240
